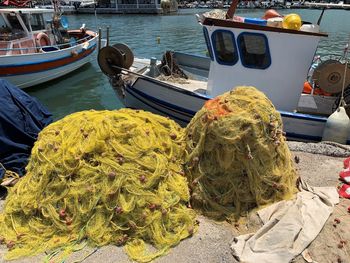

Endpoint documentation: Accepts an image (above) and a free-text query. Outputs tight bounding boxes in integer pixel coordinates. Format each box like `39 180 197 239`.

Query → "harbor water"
26 8 350 121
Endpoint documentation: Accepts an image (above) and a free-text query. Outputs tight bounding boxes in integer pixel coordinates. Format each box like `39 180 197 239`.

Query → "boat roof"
202 17 328 38
0 8 54 14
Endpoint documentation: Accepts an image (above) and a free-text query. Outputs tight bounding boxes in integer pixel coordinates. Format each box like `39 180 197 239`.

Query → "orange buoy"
262 9 282 20
303 81 312 94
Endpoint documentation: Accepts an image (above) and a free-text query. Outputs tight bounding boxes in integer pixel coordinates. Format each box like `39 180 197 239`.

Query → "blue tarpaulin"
0 79 53 179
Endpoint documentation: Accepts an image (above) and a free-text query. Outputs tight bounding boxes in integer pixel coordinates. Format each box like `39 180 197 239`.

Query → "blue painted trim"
127 81 338 143
0 43 96 68
126 87 191 123
203 27 214 61
128 86 332 142
211 29 239 66
279 110 327 123
237 32 271 70
132 79 328 124
0 44 96 77
129 86 197 116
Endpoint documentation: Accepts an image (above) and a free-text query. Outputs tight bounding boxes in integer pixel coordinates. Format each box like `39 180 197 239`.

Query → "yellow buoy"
282 14 302 30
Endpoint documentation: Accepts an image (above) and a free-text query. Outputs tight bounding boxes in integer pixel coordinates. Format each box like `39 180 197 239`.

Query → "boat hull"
119 77 349 144
0 34 98 89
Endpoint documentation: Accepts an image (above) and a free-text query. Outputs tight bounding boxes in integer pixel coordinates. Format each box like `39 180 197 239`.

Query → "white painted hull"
121 79 348 144
3 55 92 88
0 33 98 89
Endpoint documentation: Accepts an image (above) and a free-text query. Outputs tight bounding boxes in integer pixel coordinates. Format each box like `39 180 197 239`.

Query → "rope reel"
98 43 134 77
312 59 350 94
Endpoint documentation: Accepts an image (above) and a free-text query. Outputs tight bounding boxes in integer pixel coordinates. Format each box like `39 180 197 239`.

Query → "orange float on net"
204 97 231 118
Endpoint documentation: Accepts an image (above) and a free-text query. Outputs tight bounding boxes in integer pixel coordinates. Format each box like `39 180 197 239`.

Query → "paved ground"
1 142 349 263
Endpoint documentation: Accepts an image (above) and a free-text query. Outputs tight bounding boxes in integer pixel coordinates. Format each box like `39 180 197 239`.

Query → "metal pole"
339 36 350 108
106 26 110 47
98 28 102 51
226 0 239 19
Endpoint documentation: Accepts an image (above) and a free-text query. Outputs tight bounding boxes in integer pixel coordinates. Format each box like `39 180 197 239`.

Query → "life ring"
36 32 50 47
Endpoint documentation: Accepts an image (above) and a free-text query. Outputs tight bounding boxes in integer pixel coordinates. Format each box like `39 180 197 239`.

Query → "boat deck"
129 58 208 95
160 78 207 94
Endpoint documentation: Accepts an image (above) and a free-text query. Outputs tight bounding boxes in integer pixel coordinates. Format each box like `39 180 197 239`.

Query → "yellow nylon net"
0 109 196 262
185 86 297 220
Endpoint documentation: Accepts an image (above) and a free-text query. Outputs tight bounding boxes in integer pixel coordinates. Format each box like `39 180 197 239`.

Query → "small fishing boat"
98 3 350 143
0 7 98 88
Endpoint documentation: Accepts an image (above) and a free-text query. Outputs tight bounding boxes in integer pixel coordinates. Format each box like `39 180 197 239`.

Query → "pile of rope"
185 86 298 220
0 109 196 262
158 51 189 84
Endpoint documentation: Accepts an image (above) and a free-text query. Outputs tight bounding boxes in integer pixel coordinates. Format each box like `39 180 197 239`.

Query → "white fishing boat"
0 7 99 88
98 4 350 143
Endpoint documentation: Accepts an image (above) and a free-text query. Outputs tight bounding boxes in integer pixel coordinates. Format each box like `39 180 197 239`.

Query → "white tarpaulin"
231 180 339 263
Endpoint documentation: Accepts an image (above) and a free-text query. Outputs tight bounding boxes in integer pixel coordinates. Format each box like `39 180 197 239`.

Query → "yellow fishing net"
0 109 196 262
185 86 297 220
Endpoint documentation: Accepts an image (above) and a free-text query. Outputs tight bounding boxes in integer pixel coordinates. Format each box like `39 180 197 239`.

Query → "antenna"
317 7 326 26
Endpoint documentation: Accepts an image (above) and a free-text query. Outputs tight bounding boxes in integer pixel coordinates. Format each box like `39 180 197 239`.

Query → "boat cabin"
200 15 327 112
0 8 54 55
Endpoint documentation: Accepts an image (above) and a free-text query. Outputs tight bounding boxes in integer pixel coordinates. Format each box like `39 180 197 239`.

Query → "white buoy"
322 106 350 144
323 35 350 144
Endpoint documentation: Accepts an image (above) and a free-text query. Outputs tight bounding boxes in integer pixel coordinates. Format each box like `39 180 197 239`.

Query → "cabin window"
211 30 238 66
30 14 46 31
6 13 29 32
0 15 6 28
203 27 214 61
237 33 271 69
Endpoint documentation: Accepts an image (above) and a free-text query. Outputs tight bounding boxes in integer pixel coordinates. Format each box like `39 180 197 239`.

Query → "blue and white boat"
0 8 98 88
98 8 350 143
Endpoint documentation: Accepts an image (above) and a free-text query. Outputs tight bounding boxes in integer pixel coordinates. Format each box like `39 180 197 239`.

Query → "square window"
238 33 271 69
211 30 238 66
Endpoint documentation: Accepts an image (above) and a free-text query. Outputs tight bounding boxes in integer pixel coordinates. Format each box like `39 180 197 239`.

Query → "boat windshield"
0 15 11 41
30 13 46 31
7 13 29 31
1 13 29 40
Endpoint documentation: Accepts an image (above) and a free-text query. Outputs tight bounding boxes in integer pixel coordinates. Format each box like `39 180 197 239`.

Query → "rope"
338 36 350 109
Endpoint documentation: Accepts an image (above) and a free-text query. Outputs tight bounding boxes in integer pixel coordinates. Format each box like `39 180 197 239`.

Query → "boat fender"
36 32 50 47
302 81 312 94
322 106 350 144
262 9 282 20
82 42 89 50
71 50 78 57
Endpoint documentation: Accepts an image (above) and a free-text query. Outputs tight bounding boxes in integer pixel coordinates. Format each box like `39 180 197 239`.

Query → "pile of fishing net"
0 109 196 263
185 86 298 220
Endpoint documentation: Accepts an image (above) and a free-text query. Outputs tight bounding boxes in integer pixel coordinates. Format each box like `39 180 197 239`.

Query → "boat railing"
0 34 94 53
0 31 26 42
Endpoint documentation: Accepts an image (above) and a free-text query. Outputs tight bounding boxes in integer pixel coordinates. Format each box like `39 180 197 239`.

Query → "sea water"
26 8 350 120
